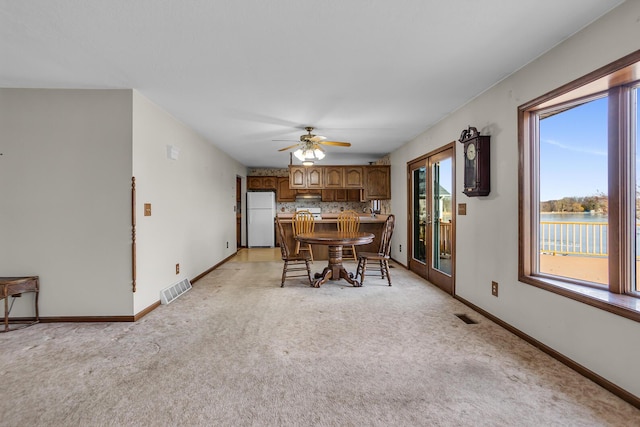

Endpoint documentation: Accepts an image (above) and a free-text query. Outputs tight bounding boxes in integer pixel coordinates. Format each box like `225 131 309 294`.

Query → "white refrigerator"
247 191 276 247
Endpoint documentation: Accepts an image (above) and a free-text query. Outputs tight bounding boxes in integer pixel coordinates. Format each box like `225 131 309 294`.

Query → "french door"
407 143 455 294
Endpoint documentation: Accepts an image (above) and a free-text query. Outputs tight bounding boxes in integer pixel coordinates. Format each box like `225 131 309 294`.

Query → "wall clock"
458 126 490 197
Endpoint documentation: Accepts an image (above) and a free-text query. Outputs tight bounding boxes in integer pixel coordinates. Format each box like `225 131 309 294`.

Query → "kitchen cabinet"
276 177 296 202
363 166 391 200
320 189 334 202
323 167 344 188
247 176 277 190
297 188 322 196
337 189 362 202
288 165 390 199
289 166 323 189
343 166 364 188
346 189 363 202
321 189 362 202
322 166 363 188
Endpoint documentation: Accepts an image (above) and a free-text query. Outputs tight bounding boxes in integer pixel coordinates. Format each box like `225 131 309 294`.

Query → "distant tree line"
540 193 608 213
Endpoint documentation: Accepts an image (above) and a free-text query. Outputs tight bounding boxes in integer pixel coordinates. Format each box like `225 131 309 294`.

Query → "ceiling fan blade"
278 143 301 151
309 135 326 142
272 139 298 142
319 141 351 147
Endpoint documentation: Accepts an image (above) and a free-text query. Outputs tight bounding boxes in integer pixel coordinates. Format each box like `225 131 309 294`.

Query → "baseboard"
37 253 239 324
390 257 407 268
134 300 161 321
191 252 237 283
454 295 640 409
40 315 134 323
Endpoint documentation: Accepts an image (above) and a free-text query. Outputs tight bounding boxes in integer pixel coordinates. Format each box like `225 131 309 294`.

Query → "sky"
539 96 609 201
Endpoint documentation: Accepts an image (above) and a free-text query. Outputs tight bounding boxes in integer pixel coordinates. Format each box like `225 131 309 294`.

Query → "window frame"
518 50 640 323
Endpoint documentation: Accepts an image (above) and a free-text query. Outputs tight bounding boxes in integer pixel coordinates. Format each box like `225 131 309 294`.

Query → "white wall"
0 89 247 317
389 1 640 398
132 91 246 314
0 89 134 316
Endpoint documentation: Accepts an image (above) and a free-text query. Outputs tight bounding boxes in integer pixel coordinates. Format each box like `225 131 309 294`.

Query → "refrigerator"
247 191 276 247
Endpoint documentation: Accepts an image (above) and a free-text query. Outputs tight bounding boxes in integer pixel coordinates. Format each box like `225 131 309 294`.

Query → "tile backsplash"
277 200 370 214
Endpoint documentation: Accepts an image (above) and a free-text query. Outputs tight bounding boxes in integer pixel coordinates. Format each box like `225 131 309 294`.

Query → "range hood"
295 193 322 201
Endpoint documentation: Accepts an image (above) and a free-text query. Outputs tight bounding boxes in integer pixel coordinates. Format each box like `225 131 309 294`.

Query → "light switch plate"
144 203 151 216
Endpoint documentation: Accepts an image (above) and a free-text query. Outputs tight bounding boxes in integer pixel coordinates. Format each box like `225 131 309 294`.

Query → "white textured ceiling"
0 0 624 168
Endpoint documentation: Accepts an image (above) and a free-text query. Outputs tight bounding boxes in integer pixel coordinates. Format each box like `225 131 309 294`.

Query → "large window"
519 51 640 322
538 95 609 285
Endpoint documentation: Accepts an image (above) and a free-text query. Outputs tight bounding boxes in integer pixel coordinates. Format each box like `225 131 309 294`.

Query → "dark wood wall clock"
458 126 490 197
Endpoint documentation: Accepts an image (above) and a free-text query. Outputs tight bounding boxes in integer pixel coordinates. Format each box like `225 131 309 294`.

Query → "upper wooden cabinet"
288 165 390 199
323 166 363 188
344 166 364 188
276 177 296 202
247 176 277 190
289 166 323 189
363 166 391 200
321 189 362 202
324 166 344 188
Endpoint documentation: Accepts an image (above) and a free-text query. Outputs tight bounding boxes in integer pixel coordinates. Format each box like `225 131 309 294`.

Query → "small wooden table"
296 231 374 287
0 276 40 332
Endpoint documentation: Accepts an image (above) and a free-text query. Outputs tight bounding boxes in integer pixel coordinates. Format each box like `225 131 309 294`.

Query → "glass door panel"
407 143 455 293
425 146 455 294
431 157 452 275
413 166 427 264
634 86 639 294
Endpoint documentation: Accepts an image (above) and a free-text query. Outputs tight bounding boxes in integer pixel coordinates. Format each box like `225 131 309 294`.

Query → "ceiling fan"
277 127 351 165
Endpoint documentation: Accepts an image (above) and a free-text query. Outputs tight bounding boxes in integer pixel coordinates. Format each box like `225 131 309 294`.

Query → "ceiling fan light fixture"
278 127 350 164
302 160 314 166
293 149 306 161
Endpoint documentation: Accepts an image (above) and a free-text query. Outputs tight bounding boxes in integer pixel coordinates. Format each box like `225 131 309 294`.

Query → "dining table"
295 231 374 287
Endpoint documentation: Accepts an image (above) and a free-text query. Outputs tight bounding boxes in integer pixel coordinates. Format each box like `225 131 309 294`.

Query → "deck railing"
540 221 608 256
440 221 452 256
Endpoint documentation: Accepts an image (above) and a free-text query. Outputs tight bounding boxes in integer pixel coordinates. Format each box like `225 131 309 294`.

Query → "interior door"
408 143 455 294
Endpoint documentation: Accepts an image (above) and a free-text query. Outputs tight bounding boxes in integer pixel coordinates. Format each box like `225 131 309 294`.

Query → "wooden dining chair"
292 210 315 262
276 218 312 287
354 214 395 286
337 210 360 261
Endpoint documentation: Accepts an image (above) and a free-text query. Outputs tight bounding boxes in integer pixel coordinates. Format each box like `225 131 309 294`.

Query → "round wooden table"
295 231 374 287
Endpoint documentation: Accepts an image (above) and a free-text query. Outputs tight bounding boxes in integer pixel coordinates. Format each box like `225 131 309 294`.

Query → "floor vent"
160 278 192 305
455 313 478 324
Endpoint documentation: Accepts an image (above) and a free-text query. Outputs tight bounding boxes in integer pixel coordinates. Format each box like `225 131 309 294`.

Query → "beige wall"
0 88 247 317
132 91 246 314
0 89 134 316
389 1 640 398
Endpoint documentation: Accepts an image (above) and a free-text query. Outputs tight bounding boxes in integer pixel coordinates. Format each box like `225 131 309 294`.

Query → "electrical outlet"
399 244 402 252
226 241 229 248
491 281 499 297
176 263 180 275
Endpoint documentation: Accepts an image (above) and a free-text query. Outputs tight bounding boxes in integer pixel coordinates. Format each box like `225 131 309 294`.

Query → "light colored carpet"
1 249 638 426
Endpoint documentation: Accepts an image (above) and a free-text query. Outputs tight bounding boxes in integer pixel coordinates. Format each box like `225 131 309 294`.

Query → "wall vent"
160 278 192 305
455 313 478 324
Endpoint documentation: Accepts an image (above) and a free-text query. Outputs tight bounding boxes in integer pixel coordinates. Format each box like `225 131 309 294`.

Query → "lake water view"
540 212 640 256
540 212 607 223
540 212 608 256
